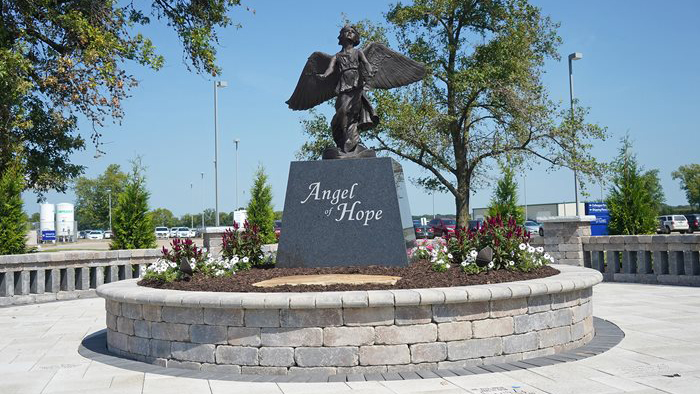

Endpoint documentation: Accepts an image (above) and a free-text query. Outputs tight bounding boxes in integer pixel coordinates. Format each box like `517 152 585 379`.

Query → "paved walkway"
1 283 700 394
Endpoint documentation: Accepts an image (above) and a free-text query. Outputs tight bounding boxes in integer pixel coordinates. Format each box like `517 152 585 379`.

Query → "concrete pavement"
1 282 700 393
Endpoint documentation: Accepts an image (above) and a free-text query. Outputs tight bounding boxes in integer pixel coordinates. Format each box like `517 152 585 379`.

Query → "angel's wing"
286 52 338 110
363 42 426 90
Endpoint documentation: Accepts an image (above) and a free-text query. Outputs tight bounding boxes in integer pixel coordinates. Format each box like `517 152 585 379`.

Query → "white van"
657 215 689 234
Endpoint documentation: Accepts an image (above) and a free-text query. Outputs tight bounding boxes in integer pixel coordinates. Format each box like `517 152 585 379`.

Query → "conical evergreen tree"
110 158 156 249
606 136 658 235
0 156 27 255
246 165 276 244
487 164 525 223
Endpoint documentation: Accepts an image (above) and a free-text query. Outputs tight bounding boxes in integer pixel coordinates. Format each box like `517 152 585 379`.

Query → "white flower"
447 253 453 259
190 257 196 263
431 257 437 263
445 264 451 269
242 257 249 263
536 246 544 253
233 256 240 263
461 261 468 267
487 262 495 269
518 243 527 250
190 262 195 269
544 253 551 260
470 250 478 258
528 246 536 253
169 262 177 268
509 261 515 266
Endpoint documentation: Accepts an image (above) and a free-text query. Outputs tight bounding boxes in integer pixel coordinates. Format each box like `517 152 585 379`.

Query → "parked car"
103 230 112 239
274 220 282 240
169 227 179 238
177 227 191 238
87 230 104 240
684 214 700 233
428 218 457 237
467 219 483 231
78 230 87 239
155 227 169 238
524 220 544 236
657 215 689 234
413 219 434 239
189 228 198 238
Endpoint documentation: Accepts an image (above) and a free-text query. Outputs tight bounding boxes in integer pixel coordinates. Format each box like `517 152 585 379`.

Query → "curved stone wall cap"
537 215 596 223
96 265 603 309
202 226 236 234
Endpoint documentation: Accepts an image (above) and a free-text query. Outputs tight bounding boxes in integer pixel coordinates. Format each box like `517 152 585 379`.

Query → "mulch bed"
138 260 559 293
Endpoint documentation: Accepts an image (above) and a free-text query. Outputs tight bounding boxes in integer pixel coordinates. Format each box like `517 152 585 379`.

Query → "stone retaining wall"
97 265 601 375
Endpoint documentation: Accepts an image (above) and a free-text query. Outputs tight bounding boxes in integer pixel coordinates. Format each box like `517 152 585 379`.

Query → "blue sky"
22 0 700 217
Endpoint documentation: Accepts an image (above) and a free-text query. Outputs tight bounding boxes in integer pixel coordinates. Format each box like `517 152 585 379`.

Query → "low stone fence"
582 234 700 286
97 265 601 375
0 249 160 306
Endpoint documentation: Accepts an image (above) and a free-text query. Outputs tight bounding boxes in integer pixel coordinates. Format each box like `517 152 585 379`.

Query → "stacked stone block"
539 216 595 266
101 267 599 375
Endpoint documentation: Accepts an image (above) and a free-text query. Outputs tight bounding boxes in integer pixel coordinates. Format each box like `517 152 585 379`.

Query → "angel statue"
286 25 426 159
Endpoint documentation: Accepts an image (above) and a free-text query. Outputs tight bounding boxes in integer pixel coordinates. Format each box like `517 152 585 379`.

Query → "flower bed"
98 264 602 375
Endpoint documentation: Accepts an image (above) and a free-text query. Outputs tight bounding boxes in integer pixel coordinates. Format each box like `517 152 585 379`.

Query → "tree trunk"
455 176 470 228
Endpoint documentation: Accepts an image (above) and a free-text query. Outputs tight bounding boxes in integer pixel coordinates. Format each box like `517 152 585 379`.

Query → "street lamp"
190 182 194 228
568 52 583 216
214 80 228 226
107 189 112 231
200 172 205 229
234 139 240 212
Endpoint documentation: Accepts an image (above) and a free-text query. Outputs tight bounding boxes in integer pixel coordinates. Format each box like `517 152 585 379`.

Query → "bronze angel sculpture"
287 25 426 159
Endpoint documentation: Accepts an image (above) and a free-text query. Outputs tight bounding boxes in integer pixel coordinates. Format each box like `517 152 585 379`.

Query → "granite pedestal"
277 157 415 268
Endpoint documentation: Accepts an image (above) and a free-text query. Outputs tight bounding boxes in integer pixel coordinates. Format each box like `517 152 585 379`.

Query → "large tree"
74 164 127 230
1 1 248 197
300 1 605 227
0 155 27 255
672 164 700 209
606 136 658 235
149 208 177 228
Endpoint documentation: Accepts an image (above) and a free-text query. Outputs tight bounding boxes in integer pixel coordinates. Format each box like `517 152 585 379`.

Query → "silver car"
524 220 543 236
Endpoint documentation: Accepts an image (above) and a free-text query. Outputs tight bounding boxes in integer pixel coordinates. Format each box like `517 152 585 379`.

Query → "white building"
471 201 585 221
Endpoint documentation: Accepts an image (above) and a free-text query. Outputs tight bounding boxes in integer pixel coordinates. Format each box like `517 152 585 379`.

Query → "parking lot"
36 238 189 252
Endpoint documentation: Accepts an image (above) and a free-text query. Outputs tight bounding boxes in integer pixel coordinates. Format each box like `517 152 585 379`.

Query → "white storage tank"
39 203 55 232
56 203 75 236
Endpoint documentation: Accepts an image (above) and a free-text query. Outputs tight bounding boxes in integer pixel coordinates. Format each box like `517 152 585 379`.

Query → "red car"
428 218 457 237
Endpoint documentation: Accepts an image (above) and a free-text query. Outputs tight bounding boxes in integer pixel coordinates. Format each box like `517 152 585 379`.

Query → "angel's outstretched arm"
319 55 337 78
359 50 374 74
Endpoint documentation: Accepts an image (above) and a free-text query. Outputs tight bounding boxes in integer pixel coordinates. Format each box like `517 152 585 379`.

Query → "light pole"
234 139 240 212
214 80 228 226
190 183 194 228
568 52 583 216
107 189 112 231
523 173 528 221
432 192 435 219
200 172 205 229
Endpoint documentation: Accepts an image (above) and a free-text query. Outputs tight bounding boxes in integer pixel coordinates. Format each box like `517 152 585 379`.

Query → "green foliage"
297 109 334 160
1 1 247 197
487 164 525 223
110 158 156 249
672 164 700 209
0 156 27 255
606 136 658 235
246 166 276 244
300 1 607 227
149 208 177 228
74 164 128 230
220 225 267 269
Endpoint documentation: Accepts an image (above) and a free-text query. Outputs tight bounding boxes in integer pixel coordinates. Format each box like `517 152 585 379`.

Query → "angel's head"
338 25 360 47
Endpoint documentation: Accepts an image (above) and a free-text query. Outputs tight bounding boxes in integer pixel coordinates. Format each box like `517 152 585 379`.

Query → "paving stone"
437 321 472 342
133 320 151 337
259 347 295 367
432 301 489 322
161 306 204 324
447 337 502 360
105 299 121 316
549 308 573 328
527 294 551 313
410 342 447 363
116 316 135 335
538 326 572 348
128 335 149 355
151 321 190 342
472 317 513 338
240 366 287 375
375 324 437 344
106 313 118 331
395 306 432 325
280 308 343 327
168 360 202 370
360 345 410 365
503 332 538 354
337 365 388 374
216 346 258 365
203 308 244 326
227 327 261 346
514 312 552 333
323 326 374 346
107 330 128 350
142 304 162 322
201 363 241 374
171 342 215 363
190 324 227 344
149 339 171 358
344 306 393 326
490 298 527 317
261 327 323 347
245 309 280 327
121 302 143 319
295 347 358 367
